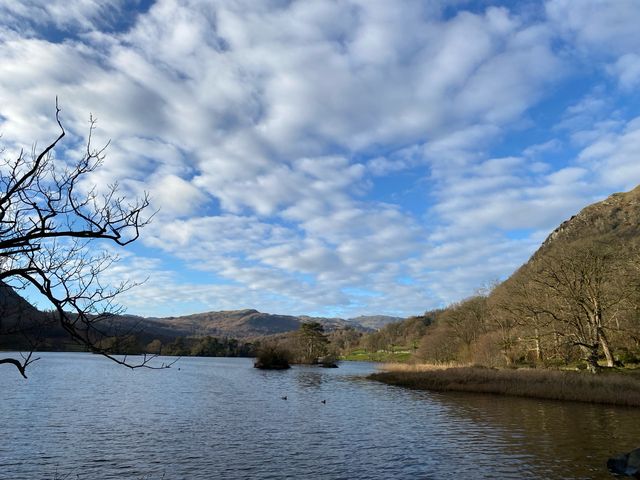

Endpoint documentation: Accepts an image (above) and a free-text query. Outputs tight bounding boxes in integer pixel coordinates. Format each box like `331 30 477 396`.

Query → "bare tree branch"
0 102 166 377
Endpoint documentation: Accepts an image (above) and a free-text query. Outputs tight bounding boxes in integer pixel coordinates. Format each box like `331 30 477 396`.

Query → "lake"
0 352 638 479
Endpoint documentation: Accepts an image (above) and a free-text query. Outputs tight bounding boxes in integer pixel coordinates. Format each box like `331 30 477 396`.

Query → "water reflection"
1 354 637 479
393 387 640 479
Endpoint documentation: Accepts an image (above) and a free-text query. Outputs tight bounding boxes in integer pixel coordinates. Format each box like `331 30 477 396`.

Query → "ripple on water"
1 353 639 479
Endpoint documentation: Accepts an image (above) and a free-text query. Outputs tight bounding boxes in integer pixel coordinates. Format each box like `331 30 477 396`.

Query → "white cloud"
0 0 129 33
578 116 640 189
546 0 640 55
148 174 209 218
608 54 640 91
546 0 640 89
3 1 638 317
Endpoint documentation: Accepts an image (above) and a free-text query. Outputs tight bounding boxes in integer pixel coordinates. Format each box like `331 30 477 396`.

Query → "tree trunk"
534 327 543 363
598 328 615 367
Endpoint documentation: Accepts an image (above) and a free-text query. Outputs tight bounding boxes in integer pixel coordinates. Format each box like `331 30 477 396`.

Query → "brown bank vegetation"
370 364 640 406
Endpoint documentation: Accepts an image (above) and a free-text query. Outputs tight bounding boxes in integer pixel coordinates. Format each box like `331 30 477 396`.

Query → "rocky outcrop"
317 356 339 368
607 448 640 477
253 359 290 370
539 184 640 255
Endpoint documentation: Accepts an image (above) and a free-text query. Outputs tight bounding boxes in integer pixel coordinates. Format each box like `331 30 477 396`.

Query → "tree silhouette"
296 322 329 363
0 101 160 377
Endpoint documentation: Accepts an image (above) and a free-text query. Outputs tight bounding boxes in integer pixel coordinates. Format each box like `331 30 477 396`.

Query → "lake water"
1 353 638 479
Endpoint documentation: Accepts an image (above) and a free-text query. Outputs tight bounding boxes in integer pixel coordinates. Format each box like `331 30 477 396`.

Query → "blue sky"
1 0 640 318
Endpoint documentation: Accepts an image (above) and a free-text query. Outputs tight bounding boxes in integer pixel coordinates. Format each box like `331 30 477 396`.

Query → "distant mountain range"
0 285 403 349
136 308 380 339
347 315 404 330
118 310 407 340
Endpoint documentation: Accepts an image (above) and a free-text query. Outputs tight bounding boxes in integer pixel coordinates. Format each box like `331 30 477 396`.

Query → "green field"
342 347 413 363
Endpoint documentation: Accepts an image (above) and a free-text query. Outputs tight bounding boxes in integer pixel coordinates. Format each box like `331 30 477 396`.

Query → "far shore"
369 363 640 407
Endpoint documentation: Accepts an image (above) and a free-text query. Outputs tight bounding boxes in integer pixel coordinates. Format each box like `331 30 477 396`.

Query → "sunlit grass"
342 348 412 362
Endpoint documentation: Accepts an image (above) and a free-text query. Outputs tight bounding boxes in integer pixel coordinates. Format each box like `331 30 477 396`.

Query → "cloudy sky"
1 0 640 318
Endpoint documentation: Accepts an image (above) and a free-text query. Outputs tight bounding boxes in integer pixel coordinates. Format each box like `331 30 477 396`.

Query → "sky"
1 0 640 319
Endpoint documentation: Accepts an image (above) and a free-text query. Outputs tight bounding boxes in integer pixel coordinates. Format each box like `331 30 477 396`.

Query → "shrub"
616 348 640 365
415 325 460 363
470 331 508 368
254 345 291 370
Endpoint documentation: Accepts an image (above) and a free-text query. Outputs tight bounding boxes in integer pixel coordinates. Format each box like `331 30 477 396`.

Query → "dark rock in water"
317 356 339 368
609 454 631 475
607 448 640 477
253 359 290 370
320 362 339 368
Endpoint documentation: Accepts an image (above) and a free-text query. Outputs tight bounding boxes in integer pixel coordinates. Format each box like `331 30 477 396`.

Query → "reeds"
369 364 640 406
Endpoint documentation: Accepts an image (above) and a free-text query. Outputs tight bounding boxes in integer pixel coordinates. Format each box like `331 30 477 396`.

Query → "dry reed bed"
369 365 640 406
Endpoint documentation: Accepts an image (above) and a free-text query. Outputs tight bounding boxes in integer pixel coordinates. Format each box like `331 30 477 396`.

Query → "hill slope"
347 315 404 330
539 185 640 252
145 309 372 339
0 287 375 348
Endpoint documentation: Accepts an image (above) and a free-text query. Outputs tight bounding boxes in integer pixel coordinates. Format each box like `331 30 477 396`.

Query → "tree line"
97 334 255 358
352 238 640 373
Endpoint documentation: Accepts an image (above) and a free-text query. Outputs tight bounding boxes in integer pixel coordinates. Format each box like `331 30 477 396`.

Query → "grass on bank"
342 347 413 362
369 363 640 407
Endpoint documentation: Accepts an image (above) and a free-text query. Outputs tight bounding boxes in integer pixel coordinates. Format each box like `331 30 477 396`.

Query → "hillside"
0 282 41 319
501 184 640 289
0 284 376 351
538 185 640 252
0 282 72 351
353 184 640 369
145 309 370 340
347 315 404 330
422 184 640 370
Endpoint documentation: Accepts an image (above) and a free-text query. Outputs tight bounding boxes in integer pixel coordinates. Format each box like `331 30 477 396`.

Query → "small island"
254 322 339 369
254 345 291 369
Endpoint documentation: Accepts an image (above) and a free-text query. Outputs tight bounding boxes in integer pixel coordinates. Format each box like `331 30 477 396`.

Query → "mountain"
0 283 72 350
146 309 370 340
5 186 638 351
347 315 404 330
385 184 640 370
497 185 640 291
0 282 41 319
0 286 375 348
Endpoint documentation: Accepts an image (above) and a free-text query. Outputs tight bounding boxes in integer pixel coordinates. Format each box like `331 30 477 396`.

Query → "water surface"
1 353 638 479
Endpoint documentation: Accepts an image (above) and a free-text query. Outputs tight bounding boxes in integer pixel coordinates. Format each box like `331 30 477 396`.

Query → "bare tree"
0 102 161 377
441 295 489 358
528 240 638 373
492 273 555 364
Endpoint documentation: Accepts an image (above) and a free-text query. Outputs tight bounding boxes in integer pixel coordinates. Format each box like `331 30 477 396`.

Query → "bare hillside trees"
525 241 638 372
413 239 640 373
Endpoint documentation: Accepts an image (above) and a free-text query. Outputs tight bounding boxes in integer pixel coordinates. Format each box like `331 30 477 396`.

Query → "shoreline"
368 364 640 407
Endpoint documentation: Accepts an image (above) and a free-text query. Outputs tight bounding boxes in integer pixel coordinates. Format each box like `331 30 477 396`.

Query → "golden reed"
369 364 640 407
